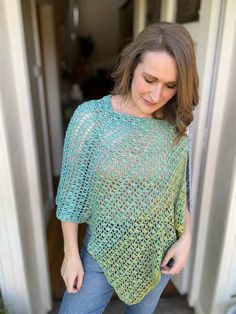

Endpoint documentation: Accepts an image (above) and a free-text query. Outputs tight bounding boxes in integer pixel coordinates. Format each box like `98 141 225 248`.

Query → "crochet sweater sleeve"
55 104 94 223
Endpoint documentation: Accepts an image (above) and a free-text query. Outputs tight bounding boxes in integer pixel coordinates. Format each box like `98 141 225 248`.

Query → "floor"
49 295 194 313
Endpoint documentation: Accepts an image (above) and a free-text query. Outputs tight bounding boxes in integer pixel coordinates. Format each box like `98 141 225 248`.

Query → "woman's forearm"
180 202 192 247
183 192 192 235
61 221 80 257
183 207 191 235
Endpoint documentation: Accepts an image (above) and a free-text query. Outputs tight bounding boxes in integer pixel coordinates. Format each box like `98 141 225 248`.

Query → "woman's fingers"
160 251 184 275
65 272 84 293
161 257 185 275
76 271 84 291
65 276 78 293
161 264 182 275
160 250 174 268
160 232 192 275
61 255 84 293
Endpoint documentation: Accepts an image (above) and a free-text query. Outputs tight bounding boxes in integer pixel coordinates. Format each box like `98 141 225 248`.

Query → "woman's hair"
111 22 199 144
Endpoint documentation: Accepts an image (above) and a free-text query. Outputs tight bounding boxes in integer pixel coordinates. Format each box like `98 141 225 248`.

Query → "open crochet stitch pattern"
56 95 191 304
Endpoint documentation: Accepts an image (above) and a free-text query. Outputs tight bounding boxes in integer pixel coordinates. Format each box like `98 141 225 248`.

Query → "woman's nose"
150 84 162 103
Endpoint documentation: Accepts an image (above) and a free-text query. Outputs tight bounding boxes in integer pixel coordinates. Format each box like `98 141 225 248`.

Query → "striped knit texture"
56 95 190 304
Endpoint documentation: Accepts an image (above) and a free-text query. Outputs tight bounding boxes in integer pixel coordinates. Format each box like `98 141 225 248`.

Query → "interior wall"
53 0 70 64
78 0 126 65
183 22 199 52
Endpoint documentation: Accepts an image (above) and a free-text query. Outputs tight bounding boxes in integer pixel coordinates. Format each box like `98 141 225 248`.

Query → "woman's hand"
61 254 84 293
160 231 192 275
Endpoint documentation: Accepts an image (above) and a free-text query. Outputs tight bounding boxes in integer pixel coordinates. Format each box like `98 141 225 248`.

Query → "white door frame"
0 0 52 313
39 3 64 177
182 0 225 298
189 0 236 312
30 0 55 219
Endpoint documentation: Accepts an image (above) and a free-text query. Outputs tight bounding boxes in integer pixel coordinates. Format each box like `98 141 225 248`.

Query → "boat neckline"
106 94 167 122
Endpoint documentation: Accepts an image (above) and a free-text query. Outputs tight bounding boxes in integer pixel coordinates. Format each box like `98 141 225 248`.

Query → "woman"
56 21 198 314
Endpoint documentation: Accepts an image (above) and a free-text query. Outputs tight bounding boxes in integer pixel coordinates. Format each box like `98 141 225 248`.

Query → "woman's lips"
143 98 156 106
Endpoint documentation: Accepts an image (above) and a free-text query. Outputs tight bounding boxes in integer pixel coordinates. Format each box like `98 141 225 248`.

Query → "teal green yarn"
55 95 188 305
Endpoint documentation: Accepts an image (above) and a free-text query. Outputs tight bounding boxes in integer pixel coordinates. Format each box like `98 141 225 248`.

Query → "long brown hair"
111 22 199 144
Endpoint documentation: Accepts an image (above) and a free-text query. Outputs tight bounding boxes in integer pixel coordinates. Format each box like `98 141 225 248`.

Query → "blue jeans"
59 225 171 314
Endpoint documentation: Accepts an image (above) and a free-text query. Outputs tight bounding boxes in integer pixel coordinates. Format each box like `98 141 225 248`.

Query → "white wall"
183 22 199 53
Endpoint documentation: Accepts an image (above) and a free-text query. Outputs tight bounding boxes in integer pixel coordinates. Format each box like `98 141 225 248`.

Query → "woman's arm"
61 221 80 256
60 222 84 293
183 203 192 235
160 204 192 275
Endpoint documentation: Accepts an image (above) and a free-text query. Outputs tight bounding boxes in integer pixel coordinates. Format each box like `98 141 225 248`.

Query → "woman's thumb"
161 250 173 267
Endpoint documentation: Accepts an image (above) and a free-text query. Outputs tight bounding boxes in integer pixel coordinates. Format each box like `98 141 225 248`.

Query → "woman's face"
129 51 178 118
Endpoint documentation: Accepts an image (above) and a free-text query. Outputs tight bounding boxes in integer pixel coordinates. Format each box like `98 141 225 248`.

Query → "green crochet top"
56 94 189 305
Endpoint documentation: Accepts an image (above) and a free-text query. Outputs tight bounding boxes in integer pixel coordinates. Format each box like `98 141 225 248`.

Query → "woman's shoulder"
68 95 109 126
74 95 110 114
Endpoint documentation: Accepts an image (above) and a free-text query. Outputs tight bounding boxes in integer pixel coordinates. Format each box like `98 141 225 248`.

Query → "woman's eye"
166 85 176 89
144 77 154 83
